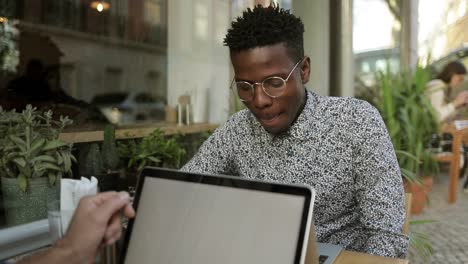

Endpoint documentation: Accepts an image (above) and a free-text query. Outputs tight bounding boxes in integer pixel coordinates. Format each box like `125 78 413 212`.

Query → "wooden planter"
404 176 433 215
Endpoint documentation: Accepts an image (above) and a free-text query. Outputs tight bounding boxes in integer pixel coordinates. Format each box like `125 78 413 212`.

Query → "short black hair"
224 5 304 62
437 61 467 84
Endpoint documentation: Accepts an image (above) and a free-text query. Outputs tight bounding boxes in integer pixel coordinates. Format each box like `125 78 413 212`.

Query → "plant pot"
404 176 433 215
1 177 60 226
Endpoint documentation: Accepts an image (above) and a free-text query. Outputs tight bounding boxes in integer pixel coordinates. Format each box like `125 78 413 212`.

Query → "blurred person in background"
426 61 468 123
427 61 468 191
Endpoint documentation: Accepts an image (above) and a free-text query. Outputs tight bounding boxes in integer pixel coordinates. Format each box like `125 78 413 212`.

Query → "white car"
91 92 165 124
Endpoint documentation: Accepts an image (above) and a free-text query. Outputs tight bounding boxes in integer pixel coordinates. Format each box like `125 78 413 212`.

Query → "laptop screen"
121 168 313 264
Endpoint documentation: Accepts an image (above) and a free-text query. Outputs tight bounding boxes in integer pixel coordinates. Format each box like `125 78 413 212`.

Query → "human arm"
181 117 238 174
427 81 468 122
352 102 409 258
17 192 135 264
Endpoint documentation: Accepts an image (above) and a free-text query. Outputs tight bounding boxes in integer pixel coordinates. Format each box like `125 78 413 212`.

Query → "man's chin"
261 123 288 135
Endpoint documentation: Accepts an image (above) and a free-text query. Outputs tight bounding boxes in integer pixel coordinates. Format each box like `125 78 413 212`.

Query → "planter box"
1 177 59 226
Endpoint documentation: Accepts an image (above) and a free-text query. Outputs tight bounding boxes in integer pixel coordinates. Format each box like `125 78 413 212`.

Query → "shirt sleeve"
427 81 456 122
181 119 236 175
351 101 409 258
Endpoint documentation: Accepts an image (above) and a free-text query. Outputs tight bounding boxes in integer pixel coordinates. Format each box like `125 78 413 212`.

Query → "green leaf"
61 151 72 173
43 140 69 151
410 219 438 225
12 157 26 168
18 174 27 192
41 163 62 171
48 172 56 186
31 155 56 163
29 138 46 157
9 135 27 152
147 156 161 164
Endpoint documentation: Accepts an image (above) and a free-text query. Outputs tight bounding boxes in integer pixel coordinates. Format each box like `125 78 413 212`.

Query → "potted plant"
362 65 439 214
117 129 186 188
0 105 75 225
79 125 121 192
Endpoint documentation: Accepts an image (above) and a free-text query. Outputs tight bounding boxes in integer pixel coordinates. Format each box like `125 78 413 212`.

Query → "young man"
183 5 408 258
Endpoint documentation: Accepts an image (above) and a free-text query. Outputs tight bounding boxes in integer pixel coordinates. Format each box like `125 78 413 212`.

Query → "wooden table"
435 123 468 203
334 250 408 264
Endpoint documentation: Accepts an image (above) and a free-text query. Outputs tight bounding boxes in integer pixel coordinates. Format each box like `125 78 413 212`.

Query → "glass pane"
0 0 168 128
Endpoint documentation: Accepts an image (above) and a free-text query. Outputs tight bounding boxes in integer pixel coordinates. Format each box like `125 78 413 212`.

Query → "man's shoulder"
215 109 253 134
314 94 378 118
225 109 251 126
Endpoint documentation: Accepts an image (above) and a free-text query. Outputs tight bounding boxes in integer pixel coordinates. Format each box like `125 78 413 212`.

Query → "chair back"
402 193 412 235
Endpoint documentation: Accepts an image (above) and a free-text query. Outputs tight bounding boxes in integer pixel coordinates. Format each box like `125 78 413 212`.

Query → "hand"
453 91 468 108
58 192 135 263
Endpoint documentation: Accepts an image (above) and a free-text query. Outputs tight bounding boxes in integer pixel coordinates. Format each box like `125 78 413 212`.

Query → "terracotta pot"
404 177 433 215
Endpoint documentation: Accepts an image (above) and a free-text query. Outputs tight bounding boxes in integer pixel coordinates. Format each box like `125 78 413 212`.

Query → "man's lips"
257 113 281 124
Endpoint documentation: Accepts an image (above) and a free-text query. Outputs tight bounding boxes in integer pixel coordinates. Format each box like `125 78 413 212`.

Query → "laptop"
120 167 341 264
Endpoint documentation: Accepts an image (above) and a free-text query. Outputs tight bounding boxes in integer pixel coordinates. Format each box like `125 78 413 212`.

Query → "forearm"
365 229 409 258
429 89 456 121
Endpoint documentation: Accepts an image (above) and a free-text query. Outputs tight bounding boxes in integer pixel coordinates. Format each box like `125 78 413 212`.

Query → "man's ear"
300 56 311 84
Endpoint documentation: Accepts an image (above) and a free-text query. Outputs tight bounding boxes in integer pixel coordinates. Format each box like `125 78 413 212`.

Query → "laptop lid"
120 167 315 264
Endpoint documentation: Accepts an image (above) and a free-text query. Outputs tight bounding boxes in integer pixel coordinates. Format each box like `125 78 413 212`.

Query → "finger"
104 214 122 240
105 230 122 245
95 192 130 220
89 191 120 206
123 204 136 218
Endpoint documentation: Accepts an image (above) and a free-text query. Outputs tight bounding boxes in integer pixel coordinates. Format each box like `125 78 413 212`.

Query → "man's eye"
237 83 251 91
265 78 284 89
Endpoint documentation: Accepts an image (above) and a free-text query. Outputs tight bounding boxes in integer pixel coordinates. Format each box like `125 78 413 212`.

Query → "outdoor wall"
292 0 330 96
167 0 231 124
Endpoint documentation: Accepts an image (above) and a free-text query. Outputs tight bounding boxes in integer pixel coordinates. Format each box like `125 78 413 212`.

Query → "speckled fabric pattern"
182 90 409 258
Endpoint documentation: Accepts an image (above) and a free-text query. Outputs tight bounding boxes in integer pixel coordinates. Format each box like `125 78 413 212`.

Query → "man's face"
230 43 310 135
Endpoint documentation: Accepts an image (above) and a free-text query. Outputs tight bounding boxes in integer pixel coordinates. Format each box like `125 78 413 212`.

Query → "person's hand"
453 91 468 108
58 191 135 263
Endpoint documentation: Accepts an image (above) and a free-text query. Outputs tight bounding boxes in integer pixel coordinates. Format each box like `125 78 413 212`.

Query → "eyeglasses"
230 58 304 102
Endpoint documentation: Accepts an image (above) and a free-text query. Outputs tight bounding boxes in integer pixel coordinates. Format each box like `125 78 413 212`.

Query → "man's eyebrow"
234 72 289 82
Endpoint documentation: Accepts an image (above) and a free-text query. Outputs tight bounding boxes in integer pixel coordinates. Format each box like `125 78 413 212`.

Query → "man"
183 5 408 258
17 192 135 264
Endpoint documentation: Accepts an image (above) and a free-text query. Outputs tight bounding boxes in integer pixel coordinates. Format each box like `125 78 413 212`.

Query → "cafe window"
0 0 168 127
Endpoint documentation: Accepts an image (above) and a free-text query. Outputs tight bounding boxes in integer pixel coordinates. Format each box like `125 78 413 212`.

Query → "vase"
1 177 60 226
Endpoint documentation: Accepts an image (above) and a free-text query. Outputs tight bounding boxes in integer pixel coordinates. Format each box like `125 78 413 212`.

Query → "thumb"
96 192 130 220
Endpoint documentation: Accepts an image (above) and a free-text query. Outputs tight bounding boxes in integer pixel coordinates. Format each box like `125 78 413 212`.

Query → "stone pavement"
408 171 468 264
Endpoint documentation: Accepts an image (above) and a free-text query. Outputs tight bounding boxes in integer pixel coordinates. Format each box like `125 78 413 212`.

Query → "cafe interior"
1 0 468 263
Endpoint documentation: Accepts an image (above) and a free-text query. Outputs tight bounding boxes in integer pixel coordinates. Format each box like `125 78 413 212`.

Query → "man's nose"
252 83 272 109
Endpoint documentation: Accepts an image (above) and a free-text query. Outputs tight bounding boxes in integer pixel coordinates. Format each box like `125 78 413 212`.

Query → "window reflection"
0 0 168 126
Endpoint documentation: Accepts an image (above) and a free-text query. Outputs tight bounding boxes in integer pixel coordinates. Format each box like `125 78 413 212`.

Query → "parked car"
90 92 165 124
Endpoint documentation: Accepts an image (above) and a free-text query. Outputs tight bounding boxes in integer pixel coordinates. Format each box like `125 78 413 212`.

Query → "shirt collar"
249 90 318 141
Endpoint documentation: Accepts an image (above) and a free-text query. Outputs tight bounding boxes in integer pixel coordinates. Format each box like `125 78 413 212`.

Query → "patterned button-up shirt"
182 90 409 258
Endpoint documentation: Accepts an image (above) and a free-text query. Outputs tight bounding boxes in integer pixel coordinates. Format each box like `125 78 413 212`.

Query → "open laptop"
120 167 341 264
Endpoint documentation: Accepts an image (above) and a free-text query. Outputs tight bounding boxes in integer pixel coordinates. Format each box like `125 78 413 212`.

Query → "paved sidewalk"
408 171 468 264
